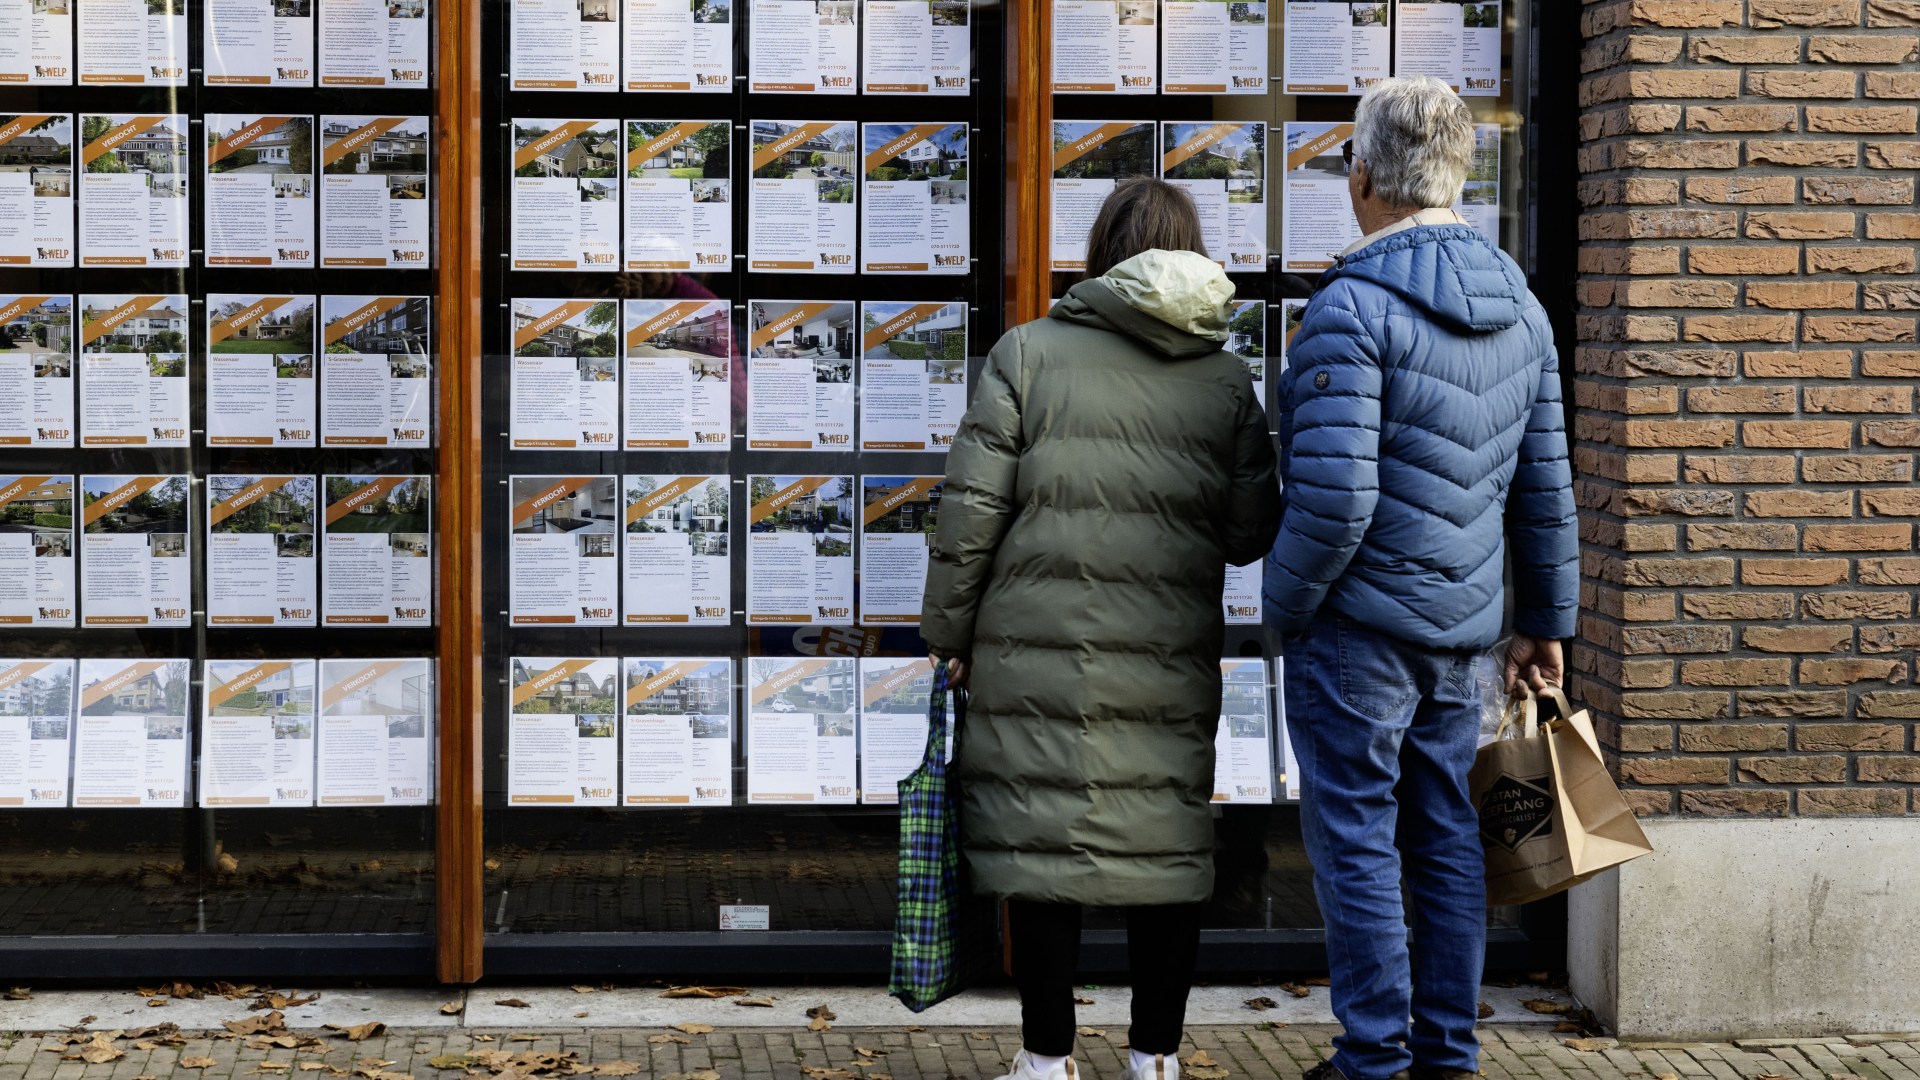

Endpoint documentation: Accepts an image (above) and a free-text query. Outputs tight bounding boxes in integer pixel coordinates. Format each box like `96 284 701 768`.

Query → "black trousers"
1006 898 1204 1057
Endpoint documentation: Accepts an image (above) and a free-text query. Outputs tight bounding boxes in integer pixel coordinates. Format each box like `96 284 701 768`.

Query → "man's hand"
1505 634 1564 694
929 654 969 691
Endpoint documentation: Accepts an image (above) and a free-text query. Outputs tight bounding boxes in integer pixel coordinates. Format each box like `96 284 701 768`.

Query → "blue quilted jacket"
1263 223 1577 650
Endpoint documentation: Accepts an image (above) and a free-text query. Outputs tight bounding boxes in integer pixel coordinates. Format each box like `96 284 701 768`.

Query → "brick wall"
1575 0 1920 817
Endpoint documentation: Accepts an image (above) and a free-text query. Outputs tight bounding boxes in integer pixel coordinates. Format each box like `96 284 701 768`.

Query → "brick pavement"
5 1023 1919 1080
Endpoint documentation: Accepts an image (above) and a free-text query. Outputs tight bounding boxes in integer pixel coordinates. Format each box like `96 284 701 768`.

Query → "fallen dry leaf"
808 1018 831 1032
1245 997 1278 1011
300 1064 328 1071
1522 999 1571 1016
571 986 596 995
79 1033 126 1065
900 1026 924 1033
735 997 775 1008
662 985 747 999
496 998 532 1009
358 1059 396 1068
253 992 322 1012
805 1005 836 1021
1074 1027 1105 1038
227 1012 289 1036
508 1034 543 1042
967 1033 992 1041
326 1022 387 1042
146 999 169 1008
1562 1039 1616 1053
1074 997 1095 1006
671 1023 714 1036
1278 983 1311 999
1302 977 1331 987
1477 1002 1495 1020
440 1002 465 1016
1551 1021 1585 1034
1182 1051 1228 1080
473 1036 496 1043
73 1015 98 1028
596 1064 641 1077
257 1062 293 1073
575 1013 590 1019
662 1072 719 1080
135 1075 158 1080
854 1048 886 1058
649 1035 690 1045
4 987 29 1000
427 1055 477 1071
181 1057 221 1070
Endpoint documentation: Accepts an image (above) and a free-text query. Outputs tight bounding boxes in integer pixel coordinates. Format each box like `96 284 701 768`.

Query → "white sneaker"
1002 1051 1079 1080
1125 1055 1181 1080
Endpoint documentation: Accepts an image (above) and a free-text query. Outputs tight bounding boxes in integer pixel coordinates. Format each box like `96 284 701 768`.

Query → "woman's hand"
930 654 969 690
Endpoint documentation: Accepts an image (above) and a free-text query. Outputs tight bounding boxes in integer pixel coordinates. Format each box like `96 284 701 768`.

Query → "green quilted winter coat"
920 249 1281 907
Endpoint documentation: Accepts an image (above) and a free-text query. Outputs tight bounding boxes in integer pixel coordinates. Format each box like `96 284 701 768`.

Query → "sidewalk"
3 988 1919 1080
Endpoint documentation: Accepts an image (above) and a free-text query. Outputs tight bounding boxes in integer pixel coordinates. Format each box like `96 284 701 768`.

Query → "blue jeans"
1285 615 1486 1080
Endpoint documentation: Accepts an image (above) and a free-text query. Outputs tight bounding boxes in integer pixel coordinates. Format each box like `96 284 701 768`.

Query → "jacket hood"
1327 224 1525 334
1051 249 1235 359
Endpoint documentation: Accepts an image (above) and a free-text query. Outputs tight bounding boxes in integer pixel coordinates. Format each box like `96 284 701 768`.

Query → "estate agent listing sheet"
624 120 730 273
863 0 967 95
205 0 313 84
622 298 730 450
78 0 185 85
859 475 941 625
1283 0 1389 95
508 657 619 806
1214 659 1275 804
205 114 316 267
512 119 620 270
1050 121 1153 272
747 657 856 804
321 474 432 627
0 658 73 806
80 474 190 627
319 0 428 87
747 300 855 449
1052 0 1155 93
0 295 73 447
1162 121 1267 273
622 474 730 626
316 658 434 806
78 293 188 448
509 475 619 627
205 474 318 627
321 116 430 268
79 114 189 267
206 294 317 447
0 474 74 626
510 298 619 448
73 659 190 807
1163 0 1267 94
511 0 617 90
859 300 966 451
200 659 317 808
747 475 854 626
749 120 856 273
321 296 432 448
857 657 937 805
861 122 969 275
623 658 733 806
0 0 71 84
1395 0 1500 96
0 114 73 267
749 0 855 93
625 0 730 91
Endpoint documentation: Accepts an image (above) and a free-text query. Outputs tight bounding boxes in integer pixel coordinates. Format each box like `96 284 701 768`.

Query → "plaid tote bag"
888 660 967 1012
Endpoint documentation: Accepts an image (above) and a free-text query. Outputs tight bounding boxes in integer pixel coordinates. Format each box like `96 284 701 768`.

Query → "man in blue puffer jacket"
1265 77 1577 1080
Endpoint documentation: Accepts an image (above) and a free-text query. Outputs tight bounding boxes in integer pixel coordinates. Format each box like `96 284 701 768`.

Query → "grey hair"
1351 75 1475 209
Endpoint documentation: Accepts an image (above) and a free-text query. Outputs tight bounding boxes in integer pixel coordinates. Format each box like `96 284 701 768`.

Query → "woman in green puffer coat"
921 177 1281 1080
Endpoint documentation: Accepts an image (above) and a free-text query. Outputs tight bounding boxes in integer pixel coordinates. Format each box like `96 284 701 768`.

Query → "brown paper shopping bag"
1469 686 1654 906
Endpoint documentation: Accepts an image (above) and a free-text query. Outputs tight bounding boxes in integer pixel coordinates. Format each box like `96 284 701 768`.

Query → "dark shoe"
1302 1062 1413 1080
1411 1071 1477 1080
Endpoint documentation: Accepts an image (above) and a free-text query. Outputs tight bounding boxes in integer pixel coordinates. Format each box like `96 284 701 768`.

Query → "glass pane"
0 4 441 939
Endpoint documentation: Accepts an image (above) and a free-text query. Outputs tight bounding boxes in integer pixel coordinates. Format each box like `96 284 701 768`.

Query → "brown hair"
1081 177 1209 281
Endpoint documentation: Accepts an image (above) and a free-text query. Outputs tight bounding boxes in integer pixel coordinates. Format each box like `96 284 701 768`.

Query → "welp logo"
1477 772 1554 852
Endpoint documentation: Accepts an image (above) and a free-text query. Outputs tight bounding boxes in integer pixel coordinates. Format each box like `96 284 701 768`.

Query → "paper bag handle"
1496 685 1540 740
